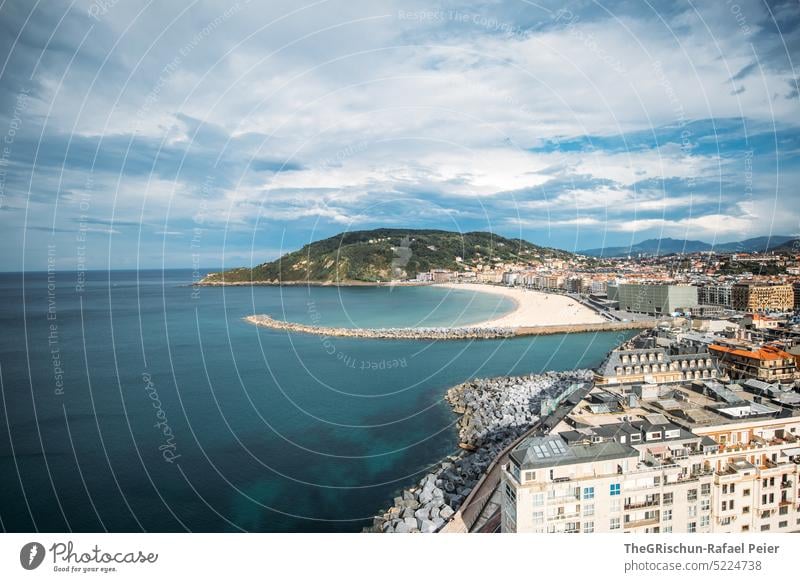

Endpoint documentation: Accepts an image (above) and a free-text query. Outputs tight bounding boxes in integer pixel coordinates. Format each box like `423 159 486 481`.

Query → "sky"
0 0 798 271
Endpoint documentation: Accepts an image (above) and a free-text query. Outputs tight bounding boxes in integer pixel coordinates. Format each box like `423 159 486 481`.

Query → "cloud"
0 0 797 268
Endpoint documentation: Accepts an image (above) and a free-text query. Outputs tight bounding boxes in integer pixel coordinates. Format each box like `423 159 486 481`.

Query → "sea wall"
364 370 593 533
244 314 652 340
244 315 516 339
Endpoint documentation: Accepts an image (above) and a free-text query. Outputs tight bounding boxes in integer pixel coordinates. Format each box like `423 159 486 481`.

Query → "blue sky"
0 0 798 270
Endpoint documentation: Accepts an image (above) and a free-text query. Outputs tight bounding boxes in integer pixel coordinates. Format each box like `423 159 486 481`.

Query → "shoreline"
433 283 607 328
364 370 593 533
197 279 431 287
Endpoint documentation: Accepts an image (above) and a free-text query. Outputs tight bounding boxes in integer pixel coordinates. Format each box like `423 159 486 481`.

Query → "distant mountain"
202 228 572 284
580 235 795 257
766 238 800 254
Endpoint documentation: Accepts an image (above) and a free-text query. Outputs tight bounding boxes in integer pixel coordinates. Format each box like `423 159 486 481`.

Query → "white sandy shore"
434 283 607 328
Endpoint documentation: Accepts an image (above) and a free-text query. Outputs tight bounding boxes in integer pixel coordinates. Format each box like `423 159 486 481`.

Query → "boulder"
418 519 438 533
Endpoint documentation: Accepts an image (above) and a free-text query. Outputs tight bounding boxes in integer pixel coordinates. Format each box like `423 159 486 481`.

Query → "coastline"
197 278 431 287
365 370 594 533
433 283 607 328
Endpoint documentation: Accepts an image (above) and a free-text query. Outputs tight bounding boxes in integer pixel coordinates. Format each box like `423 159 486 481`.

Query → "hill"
201 229 573 284
580 235 795 257
764 238 800 254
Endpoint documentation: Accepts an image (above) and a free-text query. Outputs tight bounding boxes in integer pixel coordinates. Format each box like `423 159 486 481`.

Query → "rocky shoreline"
245 314 516 340
364 369 593 533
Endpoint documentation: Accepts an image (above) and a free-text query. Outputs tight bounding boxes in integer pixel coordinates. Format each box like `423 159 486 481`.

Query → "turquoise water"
0 270 630 532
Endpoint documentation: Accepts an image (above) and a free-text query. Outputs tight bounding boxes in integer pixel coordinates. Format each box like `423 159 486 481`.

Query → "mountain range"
578 236 797 257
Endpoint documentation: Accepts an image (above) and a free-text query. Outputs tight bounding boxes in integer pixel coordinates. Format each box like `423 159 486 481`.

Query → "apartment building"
709 343 797 383
501 381 800 534
699 284 733 308
732 283 794 312
594 347 720 386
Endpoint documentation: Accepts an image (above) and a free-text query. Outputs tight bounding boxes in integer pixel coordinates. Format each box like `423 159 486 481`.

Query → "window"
722 484 728 494
610 483 621 496
583 486 595 500
584 521 594 533
701 483 710 496
663 526 672 533
687 489 697 502
663 509 672 521
505 483 516 502
779 521 788 528
743 506 750 514
610 498 621 512
532 493 544 507
742 525 750 532
722 501 727 511
688 522 696 533
584 504 595 517
701 499 710 511
700 515 710 528
688 505 697 518
743 488 750 497
780 506 788 516
610 517 620 530
761 524 770 532
533 511 544 525
663 492 673 506
730 484 735 493
524 471 536 482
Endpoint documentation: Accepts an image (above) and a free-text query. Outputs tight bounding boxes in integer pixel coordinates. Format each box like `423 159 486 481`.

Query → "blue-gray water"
0 269 630 532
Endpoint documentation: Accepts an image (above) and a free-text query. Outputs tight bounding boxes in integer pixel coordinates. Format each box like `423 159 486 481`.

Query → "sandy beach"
435 283 607 328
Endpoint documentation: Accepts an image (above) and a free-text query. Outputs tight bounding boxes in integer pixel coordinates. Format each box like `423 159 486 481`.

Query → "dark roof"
510 435 638 469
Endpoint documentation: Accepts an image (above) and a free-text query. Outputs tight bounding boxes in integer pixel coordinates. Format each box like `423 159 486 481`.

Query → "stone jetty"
245 314 652 340
364 369 593 533
244 314 516 339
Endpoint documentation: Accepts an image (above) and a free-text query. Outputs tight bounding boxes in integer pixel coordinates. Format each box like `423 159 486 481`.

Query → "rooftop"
510 435 638 470
709 343 793 361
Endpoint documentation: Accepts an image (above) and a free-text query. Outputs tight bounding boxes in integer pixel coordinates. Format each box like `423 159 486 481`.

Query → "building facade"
595 348 719 386
699 284 733 307
616 283 698 315
709 343 797 383
732 283 794 312
501 388 800 534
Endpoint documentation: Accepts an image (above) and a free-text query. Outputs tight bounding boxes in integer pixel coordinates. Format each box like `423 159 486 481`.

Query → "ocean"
0 269 630 532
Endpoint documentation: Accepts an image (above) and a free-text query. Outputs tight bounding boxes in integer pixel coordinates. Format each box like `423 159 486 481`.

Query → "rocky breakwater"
366 369 592 533
245 314 515 340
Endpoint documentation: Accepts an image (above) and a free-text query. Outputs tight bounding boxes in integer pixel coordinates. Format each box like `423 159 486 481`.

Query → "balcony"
548 511 581 521
624 516 660 530
625 499 660 511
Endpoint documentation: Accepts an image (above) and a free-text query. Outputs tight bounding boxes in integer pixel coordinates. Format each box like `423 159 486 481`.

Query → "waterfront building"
732 283 794 312
595 348 719 386
501 381 800 533
709 343 797 383
615 283 698 315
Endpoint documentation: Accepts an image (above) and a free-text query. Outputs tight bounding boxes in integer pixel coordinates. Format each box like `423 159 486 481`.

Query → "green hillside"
202 228 572 284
